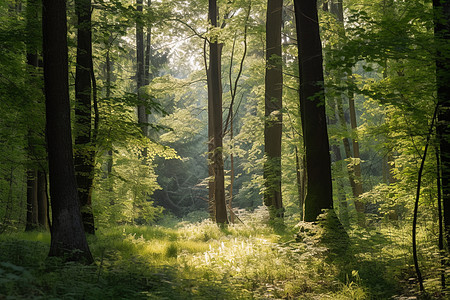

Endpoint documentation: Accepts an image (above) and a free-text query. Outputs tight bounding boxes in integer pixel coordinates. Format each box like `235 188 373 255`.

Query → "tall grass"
0 208 443 299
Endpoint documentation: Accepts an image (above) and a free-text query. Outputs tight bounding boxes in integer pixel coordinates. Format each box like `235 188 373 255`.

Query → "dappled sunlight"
1 209 447 298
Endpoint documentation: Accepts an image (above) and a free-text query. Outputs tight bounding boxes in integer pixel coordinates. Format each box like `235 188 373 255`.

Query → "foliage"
2 209 445 298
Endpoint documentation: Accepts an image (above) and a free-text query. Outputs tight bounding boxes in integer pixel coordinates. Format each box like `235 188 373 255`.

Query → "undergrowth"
0 208 444 299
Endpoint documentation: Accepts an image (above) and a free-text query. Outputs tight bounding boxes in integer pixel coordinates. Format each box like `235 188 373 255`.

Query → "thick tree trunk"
74 0 95 234
433 0 450 251
43 0 93 262
264 0 283 220
295 0 333 222
208 0 227 224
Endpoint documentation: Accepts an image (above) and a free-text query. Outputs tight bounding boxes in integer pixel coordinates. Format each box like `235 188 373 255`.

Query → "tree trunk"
25 169 38 230
264 0 283 220
433 0 450 251
74 0 95 234
229 109 235 223
37 170 49 229
328 98 349 227
295 0 333 222
348 83 364 207
43 0 93 262
208 0 227 224
25 0 41 232
207 68 215 220
144 0 152 85
136 0 148 139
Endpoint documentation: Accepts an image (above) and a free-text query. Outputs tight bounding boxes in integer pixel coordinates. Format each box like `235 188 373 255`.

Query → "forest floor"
0 208 445 299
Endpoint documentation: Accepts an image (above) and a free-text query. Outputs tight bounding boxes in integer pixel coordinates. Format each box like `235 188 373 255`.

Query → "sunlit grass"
2 209 444 299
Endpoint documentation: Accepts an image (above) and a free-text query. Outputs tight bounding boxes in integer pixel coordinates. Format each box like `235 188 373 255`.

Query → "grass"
0 208 446 299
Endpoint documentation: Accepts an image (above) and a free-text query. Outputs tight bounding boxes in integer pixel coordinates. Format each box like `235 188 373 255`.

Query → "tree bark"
264 0 284 220
136 0 148 139
74 0 95 235
43 0 93 262
295 0 333 222
25 0 43 232
348 83 364 209
328 98 349 227
144 0 152 85
433 0 450 251
208 0 227 224
25 0 49 231
25 169 38 230
37 170 49 229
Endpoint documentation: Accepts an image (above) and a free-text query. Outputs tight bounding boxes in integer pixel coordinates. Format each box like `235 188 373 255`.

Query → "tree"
433 0 450 250
264 0 283 220
74 0 95 234
294 0 333 221
208 0 227 224
24 0 49 232
43 0 93 262
137 0 148 139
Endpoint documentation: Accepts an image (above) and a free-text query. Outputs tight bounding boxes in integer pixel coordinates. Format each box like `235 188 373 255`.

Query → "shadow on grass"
0 231 237 299
318 212 403 299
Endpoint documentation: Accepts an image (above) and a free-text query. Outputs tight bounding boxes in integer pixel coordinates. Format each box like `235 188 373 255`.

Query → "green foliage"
2 207 449 298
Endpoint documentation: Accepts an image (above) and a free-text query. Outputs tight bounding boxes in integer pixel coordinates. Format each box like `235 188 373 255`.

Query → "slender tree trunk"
335 94 357 194
208 0 227 224
328 98 349 227
295 0 333 222
43 0 93 262
229 109 235 223
412 105 438 292
105 46 114 182
25 0 44 232
348 83 364 204
264 0 283 220
435 146 446 289
225 5 250 223
207 69 215 220
25 169 38 230
295 146 306 220
37 170 49 229
433 0 450 252
205 39 215 220
144 0 152 85
136 0 148 139
74 0 95 234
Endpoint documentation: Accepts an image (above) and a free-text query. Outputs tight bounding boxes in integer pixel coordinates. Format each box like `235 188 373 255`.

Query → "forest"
0 0 449 298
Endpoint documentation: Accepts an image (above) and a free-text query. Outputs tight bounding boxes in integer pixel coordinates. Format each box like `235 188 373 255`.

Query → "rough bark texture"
74 0 95 234
264 0 283 219
433 0 450 251
43 0 93 262
208 0 227 224
295 0 333 222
